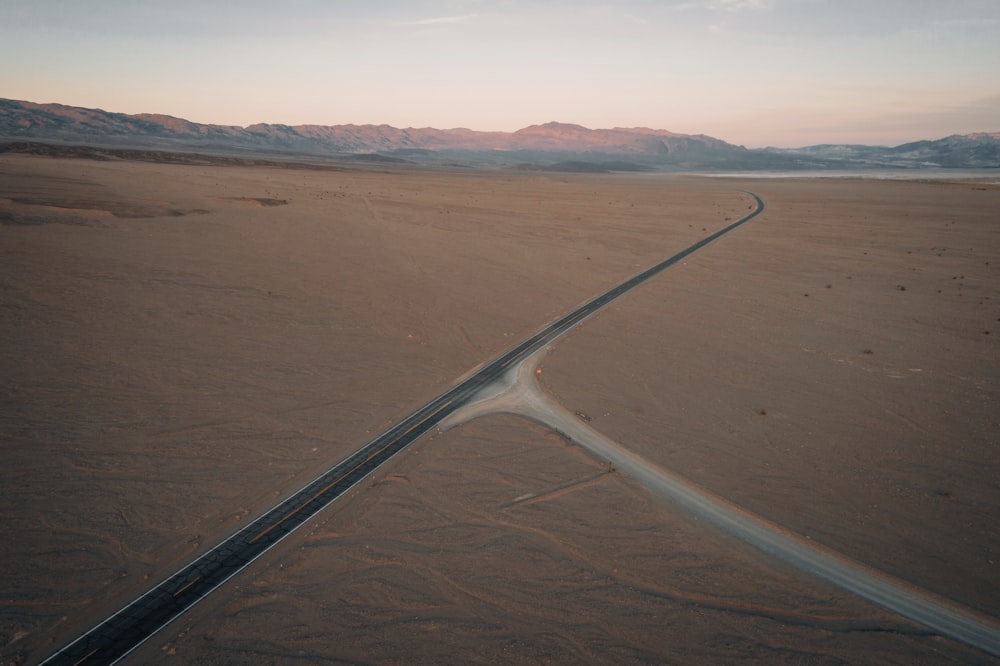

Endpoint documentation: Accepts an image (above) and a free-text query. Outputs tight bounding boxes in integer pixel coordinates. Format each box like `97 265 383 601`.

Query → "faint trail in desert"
454 484 934 640
496 470 609 509
441 351 1000 659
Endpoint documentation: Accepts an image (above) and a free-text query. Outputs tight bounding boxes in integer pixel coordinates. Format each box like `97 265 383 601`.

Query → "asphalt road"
40 192 765 665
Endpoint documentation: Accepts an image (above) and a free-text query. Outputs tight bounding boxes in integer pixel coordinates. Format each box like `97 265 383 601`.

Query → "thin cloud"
404 14 478 27
709 0 771 11
672 0 772 12
624 13 650 25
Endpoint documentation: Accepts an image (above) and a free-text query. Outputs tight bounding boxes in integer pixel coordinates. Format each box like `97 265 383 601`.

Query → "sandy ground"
1 154 997 664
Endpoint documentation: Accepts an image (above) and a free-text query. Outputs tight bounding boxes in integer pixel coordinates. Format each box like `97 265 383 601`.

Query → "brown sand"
1 155 997 664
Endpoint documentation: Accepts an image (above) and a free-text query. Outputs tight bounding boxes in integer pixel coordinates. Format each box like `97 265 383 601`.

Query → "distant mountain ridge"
2 98 998 171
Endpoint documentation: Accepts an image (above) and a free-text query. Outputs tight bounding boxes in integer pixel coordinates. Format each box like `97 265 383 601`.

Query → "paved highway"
41 193 764 665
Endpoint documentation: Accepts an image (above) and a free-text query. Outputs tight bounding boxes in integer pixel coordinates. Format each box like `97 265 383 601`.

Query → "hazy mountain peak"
964 131 1000 141
514 122 593 134
1 98 997 170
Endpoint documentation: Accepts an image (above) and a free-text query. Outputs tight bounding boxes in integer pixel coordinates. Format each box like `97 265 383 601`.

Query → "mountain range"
2 98 998 172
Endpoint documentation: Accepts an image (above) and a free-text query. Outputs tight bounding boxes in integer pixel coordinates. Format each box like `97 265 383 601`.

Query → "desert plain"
0 152 998 665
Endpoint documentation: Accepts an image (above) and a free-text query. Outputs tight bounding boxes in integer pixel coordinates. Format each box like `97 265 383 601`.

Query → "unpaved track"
443 352 1000 659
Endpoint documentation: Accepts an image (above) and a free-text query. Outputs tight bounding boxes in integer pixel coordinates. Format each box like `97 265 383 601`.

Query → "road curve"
40 192 765 666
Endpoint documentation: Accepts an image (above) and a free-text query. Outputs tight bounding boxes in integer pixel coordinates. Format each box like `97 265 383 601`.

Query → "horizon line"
3 97 998 151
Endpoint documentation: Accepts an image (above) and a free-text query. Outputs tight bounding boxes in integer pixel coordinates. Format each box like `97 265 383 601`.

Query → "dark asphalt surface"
41 193 765 665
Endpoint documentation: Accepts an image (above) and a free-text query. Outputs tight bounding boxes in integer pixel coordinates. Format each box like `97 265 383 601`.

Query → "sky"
1 0 998 147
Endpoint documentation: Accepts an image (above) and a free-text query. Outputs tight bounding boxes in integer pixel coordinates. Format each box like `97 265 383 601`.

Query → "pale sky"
2 0 998 147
